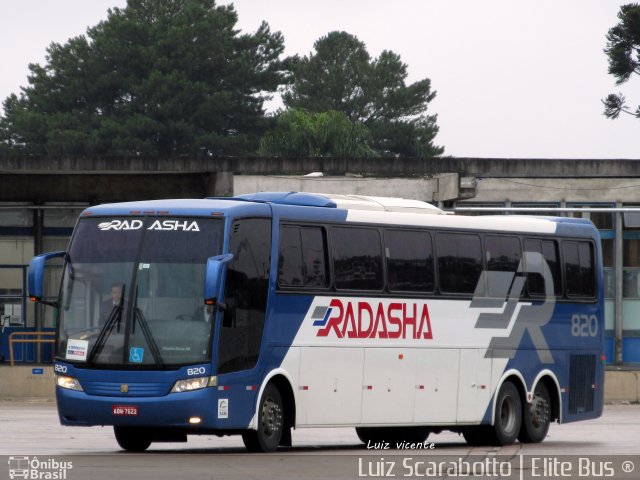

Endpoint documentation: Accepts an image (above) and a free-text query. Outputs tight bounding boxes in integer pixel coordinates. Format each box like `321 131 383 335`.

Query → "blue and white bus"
28 192 604 452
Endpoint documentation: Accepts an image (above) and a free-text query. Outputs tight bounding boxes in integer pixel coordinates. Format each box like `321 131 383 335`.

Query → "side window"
485 235 522 297
563 240 595 298
218 218 271 374
385 229 435 292
436 233 483 294
524 238 562 297
332 227 383 291
279 226 303 286
278 225 328 288
301 227 328 287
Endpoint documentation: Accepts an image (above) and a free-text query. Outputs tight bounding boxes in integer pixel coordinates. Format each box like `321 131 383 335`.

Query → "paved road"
1 402 638 479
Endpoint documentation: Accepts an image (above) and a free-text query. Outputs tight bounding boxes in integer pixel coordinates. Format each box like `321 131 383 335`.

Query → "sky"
1 0 638 159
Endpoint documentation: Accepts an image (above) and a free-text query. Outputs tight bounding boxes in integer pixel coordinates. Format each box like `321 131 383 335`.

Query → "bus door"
215 218 271 424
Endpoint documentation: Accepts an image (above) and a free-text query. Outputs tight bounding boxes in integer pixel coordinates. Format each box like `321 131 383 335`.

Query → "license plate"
112 405 139 416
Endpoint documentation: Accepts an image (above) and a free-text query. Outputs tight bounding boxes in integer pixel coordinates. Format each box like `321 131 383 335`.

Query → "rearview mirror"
28 251 66 305
204 253 233 307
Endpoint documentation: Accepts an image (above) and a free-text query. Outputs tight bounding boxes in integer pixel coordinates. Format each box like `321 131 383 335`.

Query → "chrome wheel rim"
261 397 283 438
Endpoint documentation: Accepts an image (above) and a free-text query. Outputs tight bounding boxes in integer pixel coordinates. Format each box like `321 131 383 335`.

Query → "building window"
568 204 614 230
0 208 33 227
512 202 560 216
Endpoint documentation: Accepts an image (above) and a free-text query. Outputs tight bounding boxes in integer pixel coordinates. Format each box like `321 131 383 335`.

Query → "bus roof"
82 192 598 237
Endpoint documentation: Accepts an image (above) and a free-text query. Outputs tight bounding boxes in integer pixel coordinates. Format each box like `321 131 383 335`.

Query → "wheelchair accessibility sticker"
129 347 144 363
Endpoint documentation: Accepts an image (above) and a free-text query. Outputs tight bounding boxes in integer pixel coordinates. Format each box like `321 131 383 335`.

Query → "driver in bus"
99 283 125 326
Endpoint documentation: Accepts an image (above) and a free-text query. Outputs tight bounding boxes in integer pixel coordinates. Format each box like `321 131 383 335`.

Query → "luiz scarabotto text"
357 456 631 478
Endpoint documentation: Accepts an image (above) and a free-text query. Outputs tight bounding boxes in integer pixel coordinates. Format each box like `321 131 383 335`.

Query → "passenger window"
563 241 595 298
278 225 328 288
485 236 522 297
385 229 434 292
332 227 383 290
301 227 328 287
279 226 303 286
436 233 483 294
524 238 562 297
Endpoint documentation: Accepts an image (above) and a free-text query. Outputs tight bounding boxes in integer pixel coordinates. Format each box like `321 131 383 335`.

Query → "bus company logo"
8 456 73 479
311 299 433 340
98 220 143 231
97 219 200 231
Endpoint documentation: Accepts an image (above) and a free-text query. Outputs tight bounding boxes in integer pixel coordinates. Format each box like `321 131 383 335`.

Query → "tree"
282 31 443 157
0 0 286 156
603 3 640 119
259 109 378 157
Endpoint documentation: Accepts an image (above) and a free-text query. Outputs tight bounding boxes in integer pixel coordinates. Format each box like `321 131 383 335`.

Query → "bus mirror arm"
204 299 227 311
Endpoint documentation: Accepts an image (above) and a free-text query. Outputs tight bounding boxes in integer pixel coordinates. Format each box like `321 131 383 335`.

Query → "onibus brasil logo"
8 456 73 480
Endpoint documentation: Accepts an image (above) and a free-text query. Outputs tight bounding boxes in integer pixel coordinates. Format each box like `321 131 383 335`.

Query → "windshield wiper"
87 285 126 364
132 286 164 367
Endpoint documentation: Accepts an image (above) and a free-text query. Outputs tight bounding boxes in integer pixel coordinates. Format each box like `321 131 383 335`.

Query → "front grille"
568 354 596 414
82 381 171 397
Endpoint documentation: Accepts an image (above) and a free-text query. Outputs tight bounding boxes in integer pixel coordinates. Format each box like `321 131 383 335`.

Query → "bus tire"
490 381 522 445
113 426 152 452
242 383 284 452
518 382 551 443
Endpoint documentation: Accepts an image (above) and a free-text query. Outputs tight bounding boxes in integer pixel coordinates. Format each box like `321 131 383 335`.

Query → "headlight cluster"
55 374 83 391
171 376 217 393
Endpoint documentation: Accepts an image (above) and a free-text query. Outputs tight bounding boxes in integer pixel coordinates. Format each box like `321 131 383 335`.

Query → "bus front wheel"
113 426 152 452
242 383 284 452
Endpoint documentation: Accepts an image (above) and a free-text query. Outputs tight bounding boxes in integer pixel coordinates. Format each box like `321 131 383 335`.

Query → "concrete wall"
3 156 640 177
0 366 54 400
470 177 640 203
604 370 640 404
234 175 440 202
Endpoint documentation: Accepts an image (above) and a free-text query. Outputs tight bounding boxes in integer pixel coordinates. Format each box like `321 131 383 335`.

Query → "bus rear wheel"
464 381 522 446
242 383 284 452
518 382 551 443
491 381 522 445
113 426 152 452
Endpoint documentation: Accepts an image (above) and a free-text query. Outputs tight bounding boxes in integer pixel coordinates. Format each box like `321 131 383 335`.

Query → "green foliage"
604 3 640 119
0 0 285 155
282 31 443 157
259 109 378 157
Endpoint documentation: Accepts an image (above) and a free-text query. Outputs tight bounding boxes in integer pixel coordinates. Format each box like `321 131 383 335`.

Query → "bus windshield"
57 216 224 368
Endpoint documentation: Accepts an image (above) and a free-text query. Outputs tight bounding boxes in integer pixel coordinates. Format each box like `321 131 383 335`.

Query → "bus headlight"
171 376 217 393
55 374 84 391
